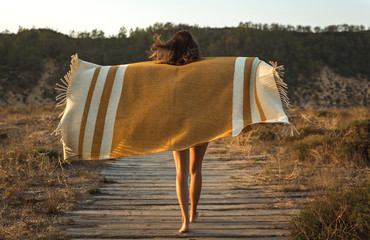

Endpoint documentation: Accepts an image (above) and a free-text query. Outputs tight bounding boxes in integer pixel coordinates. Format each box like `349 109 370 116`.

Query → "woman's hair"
149 30 200 65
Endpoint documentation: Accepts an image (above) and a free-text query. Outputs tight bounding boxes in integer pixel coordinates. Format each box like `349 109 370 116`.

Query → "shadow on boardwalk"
62 142 307 239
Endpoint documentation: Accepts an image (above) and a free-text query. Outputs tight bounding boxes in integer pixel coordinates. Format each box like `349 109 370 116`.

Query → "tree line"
0 22 369 92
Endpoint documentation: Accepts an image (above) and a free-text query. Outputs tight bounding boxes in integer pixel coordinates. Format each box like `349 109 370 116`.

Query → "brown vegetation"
224 107 369 191
0 106 368 239
0 106 105 240
223 107 369 238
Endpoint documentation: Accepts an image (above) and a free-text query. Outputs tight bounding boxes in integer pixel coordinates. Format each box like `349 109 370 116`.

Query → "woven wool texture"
55 55 293 160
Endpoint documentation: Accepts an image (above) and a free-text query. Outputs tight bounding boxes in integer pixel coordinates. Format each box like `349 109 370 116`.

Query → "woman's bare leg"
173 149 190 233
189 142 209 222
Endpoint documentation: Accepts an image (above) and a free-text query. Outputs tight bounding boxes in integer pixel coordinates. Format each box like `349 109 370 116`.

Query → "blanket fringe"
52 54 80 160
284 123 300 136
269 61 292 118
55 53 80 108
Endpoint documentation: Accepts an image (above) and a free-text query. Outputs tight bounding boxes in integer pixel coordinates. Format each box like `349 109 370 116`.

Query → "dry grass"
290 181 369 240
1 105 367 239
224 107 369 192
0 105 105 240
223 107 369 238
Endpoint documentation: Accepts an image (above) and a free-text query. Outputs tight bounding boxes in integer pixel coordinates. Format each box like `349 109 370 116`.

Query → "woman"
149 30 209 233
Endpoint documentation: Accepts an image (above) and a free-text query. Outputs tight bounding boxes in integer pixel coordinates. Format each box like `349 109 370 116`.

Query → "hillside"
0 23 369 108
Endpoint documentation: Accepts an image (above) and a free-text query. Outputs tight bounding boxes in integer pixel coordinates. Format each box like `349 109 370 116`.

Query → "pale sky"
1 0 369 36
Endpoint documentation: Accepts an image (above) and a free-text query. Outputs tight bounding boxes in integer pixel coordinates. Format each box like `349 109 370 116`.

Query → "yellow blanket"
55 54 293 160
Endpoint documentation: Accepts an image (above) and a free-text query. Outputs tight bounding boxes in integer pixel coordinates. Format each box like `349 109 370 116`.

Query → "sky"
1 0 369 36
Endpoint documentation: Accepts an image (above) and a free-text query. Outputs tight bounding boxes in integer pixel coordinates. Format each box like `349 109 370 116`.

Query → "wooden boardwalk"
62 142 304 239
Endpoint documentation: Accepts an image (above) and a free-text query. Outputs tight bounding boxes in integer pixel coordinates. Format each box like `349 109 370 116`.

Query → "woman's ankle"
190 211 198 222
179 217 189 233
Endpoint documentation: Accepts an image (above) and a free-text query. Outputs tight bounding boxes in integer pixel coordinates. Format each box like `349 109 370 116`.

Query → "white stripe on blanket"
250 58 261 123
100 65 128 159
232 57 247 137
60 67 95 155
83 66 110 160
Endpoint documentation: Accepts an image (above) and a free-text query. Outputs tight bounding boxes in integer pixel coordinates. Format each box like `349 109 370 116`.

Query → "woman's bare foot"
179 218 189 233
190 211 198 223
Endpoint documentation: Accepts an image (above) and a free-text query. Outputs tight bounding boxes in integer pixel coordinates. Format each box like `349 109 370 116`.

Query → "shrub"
29 147 60 159
0 132 8 140
315 110 328 117
86 187 102 195
290 181 370 240
0 132 8 145
337 120 369 165
290 134 338 162
287 118 369 166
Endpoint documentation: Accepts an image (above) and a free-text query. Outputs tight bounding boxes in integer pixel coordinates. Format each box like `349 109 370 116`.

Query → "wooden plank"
62 142 307 239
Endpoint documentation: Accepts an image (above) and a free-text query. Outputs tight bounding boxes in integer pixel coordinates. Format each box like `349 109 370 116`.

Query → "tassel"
269 61 299 136
269 61 292 118
55 54 80 108
284 123 300 137
52 54 80 161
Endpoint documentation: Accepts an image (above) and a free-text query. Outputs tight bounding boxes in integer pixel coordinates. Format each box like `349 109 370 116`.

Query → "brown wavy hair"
149 30 200 65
